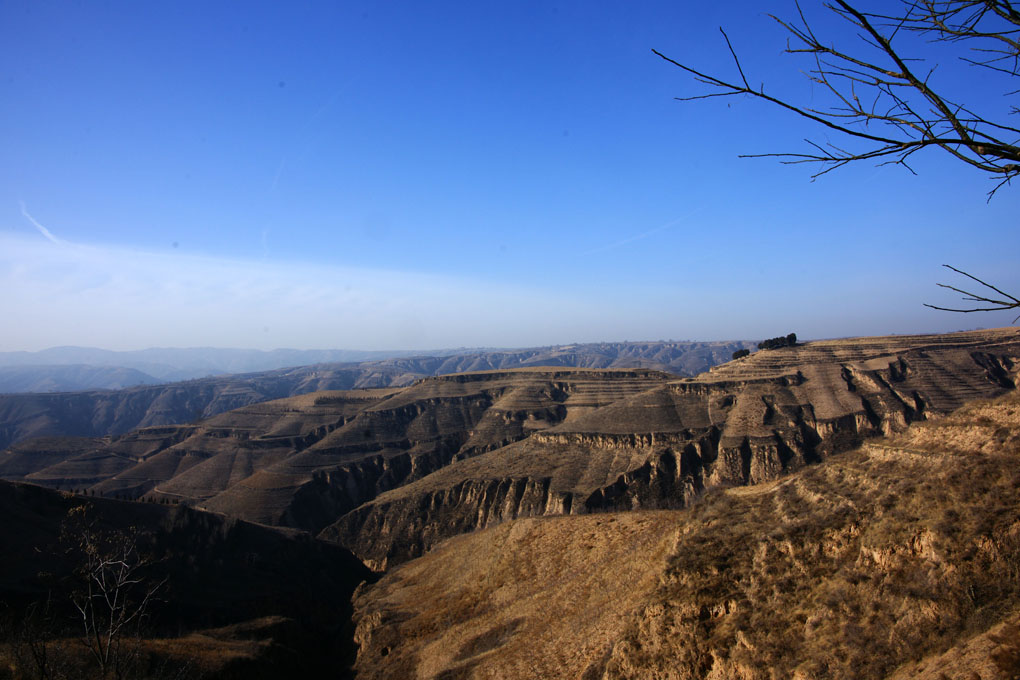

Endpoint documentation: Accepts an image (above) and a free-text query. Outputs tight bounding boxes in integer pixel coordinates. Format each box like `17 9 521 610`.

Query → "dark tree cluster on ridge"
757 333 798 351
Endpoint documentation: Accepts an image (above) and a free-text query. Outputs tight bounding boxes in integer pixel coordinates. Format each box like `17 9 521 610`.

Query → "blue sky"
2 1 1016 351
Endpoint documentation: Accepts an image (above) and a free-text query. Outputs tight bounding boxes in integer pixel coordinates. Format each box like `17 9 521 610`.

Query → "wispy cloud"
19 202 66 245
581 207 705 256
0 234 612 351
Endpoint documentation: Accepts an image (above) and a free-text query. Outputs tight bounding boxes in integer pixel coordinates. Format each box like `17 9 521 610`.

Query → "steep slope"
0 479 373 678
323 327 1020 568
0 370 672 534
350 389 1020 680
0 340 751 449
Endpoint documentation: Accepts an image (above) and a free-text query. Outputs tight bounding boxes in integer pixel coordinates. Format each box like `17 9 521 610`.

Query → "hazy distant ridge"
0 364 162 393
0 340 753 450
0 346 476 382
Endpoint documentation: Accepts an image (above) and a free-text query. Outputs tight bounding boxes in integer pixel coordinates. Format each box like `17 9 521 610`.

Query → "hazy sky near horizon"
2 1 1017 351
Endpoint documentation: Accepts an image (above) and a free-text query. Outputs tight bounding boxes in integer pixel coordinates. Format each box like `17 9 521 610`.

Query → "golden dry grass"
140 616 289 673
353 390 1020 679
0 616 291 680
353 511 679 680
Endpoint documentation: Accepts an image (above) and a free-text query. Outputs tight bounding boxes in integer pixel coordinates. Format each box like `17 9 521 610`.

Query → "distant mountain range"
0 340 754 450
0 346 474 383
0 364 164 393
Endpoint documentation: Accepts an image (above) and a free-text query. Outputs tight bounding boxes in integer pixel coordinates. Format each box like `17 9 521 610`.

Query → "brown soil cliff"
351 388 1020 679
325 327 1020 568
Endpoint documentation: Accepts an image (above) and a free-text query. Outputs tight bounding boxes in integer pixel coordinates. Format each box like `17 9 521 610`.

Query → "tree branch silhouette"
655 0 1020 198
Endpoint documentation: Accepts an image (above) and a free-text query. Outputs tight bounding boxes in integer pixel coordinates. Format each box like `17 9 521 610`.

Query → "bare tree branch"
923 264 1020 320
63 506 166 679
654 0 1020 198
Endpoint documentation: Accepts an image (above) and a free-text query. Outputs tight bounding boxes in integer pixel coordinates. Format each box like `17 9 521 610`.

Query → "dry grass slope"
353 511 679 680
352 390 1020 680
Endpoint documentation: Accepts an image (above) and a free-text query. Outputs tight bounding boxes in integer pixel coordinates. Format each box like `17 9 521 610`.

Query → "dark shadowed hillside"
0 479 373 678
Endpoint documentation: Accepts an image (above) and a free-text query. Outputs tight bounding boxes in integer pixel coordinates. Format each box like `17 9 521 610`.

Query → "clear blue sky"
2 1 1016 351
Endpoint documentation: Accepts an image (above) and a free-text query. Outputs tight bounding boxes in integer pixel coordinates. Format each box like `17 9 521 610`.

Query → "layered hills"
0 364 162 393
349 387 1020 680
2 328 1017 575
0 340 751 451
325 327 1020 567
0 369 671 529
0 346 439 381
2 327 1019 679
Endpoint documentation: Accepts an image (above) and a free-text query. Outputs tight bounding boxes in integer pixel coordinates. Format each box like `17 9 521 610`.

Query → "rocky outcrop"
322 328 1020 568
348 389 1020 680
320 476 575 570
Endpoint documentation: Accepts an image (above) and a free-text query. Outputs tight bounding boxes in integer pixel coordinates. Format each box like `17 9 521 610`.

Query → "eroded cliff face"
3 329 1018 575
0 370 671 536
0 341 754 451
320 476 576 570
245 370 667 531
348 389 1020 680
322 329 1020 568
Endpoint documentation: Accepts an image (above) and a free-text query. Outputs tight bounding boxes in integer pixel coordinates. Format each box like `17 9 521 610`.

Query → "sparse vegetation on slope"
604 392 1020 680
326 328 1020 568
351 389 1020 679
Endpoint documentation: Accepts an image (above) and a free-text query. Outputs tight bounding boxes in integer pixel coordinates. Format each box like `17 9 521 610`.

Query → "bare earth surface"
352 388 1020 679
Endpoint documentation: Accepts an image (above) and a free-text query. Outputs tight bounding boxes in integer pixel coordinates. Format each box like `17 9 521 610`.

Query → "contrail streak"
581 206 705 256
19 202 64 245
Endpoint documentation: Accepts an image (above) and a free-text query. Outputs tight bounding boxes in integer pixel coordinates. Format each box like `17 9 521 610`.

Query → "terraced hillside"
0 340 752 450
0 369 671 534
350 387 1020 680
324 327 1020 567
2 329 1018 573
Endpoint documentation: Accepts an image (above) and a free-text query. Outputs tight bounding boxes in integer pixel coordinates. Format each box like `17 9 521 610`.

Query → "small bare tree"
62 506 165 680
